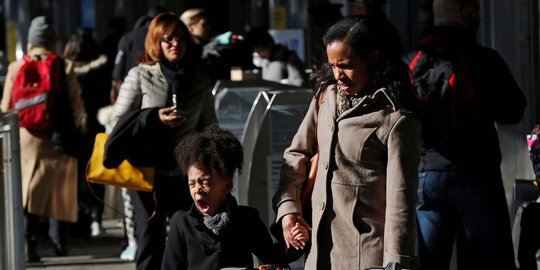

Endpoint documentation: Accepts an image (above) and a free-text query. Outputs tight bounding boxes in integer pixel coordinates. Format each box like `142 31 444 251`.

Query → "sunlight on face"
187 165 232 216
326 41 371 96
161 33 185 63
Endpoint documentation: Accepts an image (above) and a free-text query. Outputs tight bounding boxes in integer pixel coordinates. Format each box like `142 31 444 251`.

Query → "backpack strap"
408 50 423 71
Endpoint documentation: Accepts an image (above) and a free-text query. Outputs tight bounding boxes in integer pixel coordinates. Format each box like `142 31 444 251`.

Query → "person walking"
1 16 85 262
403 0 526 269
110 12 216 270
273 15 421 269
63 27 110 238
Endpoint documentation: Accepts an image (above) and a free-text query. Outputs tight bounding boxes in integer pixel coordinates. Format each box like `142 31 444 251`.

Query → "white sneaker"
91 221 104 237
120 245 137 261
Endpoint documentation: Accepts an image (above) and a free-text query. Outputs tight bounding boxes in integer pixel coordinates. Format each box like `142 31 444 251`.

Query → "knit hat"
28 16 56 46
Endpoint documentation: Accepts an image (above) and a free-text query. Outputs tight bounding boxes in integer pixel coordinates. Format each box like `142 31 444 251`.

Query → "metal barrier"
0 112 25 270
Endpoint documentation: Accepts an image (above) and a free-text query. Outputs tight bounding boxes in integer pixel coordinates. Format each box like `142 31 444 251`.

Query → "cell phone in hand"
172 94 178 112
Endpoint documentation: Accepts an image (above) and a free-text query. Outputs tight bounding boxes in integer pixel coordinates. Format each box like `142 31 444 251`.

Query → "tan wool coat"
274 84 421 269
1 47 85 222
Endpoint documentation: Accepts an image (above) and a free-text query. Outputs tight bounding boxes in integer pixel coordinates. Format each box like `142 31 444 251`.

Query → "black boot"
26 236 41 263
49 218 69 256
53 242 68 256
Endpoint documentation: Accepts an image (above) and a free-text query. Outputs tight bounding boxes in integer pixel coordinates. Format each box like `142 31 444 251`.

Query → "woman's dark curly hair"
310 15 416 112
175 124 243 179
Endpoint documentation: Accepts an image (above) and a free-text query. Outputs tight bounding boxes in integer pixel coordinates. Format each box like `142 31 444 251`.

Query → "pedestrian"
162 125 308 269
273 15 421 269
1 16 85 262
180 8 211 46
404 0 526 269
110 12 216 270
63 27 110 238
109 6 167 261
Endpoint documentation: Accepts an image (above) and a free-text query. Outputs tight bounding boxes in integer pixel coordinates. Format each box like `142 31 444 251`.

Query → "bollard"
0 112 25 270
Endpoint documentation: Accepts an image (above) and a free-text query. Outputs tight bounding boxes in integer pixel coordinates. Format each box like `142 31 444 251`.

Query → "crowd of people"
0 0 530 269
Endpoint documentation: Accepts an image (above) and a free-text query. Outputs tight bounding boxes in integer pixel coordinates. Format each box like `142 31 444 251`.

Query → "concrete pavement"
26 220 135 270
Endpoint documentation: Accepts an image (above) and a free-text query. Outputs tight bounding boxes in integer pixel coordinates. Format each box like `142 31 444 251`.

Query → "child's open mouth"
196 199 211 214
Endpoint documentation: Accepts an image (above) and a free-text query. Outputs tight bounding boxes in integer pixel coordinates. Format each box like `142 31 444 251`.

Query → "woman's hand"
281 214 311 250
159 106 186 128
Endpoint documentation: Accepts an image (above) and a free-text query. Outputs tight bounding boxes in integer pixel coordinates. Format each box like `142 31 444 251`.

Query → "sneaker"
120 245 137 261
91 221 104 237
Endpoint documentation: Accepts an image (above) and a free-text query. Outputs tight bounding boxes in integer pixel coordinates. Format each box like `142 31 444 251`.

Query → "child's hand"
281 214 310 250
290 222 310 249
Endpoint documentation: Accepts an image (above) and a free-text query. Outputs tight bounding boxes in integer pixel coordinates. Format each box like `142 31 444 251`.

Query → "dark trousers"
416 170 516 270
130 174 191 270
26 213 68 249
90 183 105 223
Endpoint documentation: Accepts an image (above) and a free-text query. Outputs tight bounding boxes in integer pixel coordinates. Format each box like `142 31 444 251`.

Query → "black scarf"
160 61 186 109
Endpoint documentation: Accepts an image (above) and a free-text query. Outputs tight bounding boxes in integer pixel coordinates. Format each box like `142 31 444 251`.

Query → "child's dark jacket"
161 199 298 270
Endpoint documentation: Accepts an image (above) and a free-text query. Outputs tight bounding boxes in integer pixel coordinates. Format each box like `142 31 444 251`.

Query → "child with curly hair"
161 124 308 270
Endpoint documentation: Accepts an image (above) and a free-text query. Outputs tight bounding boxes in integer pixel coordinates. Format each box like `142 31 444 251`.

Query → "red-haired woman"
111 12 216 269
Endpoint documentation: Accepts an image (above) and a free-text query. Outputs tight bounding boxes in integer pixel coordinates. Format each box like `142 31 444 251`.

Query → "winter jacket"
161 199 295 270
112 16 151 81
403 24 526 171
1 47 85 222
274 84 421 269
111 62 217 171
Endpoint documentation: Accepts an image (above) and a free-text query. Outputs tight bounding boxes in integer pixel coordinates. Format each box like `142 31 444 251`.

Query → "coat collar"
325 84 398 121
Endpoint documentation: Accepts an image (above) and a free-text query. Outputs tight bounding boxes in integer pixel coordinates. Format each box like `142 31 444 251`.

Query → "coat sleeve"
161 212 188 270
1 61 20 112
247 208 291 265
383 115 421 269
64 60 86 128
112 35 128 81
273 97 319 222
111 66 143 128
477 48 525 124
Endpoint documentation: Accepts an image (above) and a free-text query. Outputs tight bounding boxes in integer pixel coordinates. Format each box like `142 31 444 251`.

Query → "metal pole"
0 112 24 270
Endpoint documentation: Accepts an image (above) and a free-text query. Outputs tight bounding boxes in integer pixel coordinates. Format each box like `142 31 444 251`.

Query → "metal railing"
0 112 24 270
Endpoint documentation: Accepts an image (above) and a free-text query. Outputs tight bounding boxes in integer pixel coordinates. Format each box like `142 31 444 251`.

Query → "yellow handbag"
86 133 155 192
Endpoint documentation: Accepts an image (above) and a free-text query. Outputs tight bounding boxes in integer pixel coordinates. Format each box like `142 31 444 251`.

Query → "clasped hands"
281 213 311 250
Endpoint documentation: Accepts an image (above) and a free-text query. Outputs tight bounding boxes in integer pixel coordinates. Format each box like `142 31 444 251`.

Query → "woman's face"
187 165 232 216
326 41 371 96
160 32 185 63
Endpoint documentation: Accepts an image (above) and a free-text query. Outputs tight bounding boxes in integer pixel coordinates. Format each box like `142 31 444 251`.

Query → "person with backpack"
403 0 526 269
0 16 85 262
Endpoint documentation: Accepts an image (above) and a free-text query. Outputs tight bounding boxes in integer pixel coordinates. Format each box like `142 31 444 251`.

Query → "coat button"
324 161 328 169
321 202 326 210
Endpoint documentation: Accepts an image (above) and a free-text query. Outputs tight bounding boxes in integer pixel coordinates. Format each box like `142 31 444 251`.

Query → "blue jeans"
416 170 516 270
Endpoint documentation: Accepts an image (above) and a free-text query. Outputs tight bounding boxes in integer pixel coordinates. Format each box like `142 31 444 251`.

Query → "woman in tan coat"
273 16 421 269
1 16 85 262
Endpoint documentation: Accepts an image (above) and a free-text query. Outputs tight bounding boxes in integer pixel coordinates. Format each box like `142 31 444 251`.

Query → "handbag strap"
85 180 159 222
